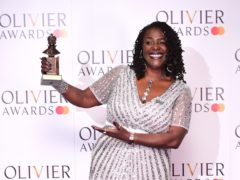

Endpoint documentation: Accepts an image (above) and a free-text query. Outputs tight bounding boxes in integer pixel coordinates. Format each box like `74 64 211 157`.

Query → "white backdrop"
1 0 240 179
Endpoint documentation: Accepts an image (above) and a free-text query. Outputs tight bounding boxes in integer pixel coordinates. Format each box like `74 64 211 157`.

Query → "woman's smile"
143 27 168 69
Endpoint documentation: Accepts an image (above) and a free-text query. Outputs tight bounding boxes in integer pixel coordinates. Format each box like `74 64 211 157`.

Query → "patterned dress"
89 65 192 180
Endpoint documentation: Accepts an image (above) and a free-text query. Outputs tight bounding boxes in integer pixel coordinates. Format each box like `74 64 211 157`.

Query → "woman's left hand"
92 122 130 143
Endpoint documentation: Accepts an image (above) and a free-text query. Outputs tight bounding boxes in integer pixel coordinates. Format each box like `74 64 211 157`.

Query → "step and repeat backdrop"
1 0 240 179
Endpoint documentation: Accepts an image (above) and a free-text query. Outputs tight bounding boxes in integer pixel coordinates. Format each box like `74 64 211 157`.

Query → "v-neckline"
132 73 178 105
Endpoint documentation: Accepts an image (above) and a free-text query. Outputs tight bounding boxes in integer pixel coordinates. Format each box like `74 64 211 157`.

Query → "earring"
144 60 147 70
139 49 143 58
166 64 173 73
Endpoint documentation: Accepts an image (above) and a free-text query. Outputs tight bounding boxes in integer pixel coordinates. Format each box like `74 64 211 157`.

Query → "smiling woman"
41 21 192 180
143 27 168 70
130 21 185 82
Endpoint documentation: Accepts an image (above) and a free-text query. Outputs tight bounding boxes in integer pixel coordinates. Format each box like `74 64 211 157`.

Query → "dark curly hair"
130 21 186 82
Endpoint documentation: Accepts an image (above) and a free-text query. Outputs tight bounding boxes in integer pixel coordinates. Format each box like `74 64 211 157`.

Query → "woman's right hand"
41 57 51 74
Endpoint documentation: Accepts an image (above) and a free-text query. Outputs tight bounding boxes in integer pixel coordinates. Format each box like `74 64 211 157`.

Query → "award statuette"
41 34 62 85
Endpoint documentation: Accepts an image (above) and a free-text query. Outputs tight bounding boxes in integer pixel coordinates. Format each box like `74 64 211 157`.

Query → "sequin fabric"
89 65 192 180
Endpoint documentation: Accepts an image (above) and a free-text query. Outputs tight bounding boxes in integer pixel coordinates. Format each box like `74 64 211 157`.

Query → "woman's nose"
152 42 160 50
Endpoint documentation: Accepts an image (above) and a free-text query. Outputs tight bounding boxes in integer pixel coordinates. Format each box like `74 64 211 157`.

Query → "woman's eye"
159 40 166 44
145 41 153 45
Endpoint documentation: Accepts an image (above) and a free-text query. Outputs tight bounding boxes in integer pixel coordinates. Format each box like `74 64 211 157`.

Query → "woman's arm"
133 126 187 149
92 122 187 149
61 85 101 108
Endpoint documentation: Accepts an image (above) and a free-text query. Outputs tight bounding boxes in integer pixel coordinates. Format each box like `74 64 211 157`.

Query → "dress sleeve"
171 86 192 131
89 65 124 104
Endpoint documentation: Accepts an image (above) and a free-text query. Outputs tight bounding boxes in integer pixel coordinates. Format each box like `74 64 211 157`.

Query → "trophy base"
41 74 62 86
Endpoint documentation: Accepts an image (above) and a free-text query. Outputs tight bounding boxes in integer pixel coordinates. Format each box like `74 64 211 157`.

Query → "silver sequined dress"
89 65 192 180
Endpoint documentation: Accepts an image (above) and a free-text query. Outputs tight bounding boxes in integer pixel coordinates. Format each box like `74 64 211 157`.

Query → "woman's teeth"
150 53 162 58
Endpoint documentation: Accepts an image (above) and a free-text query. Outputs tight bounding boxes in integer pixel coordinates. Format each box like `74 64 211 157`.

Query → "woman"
41 21 192 180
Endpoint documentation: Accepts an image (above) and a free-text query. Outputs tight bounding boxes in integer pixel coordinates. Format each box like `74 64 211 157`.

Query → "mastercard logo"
211 103 225 112
55 106 69 115
53 29 68 38
211 26 225 35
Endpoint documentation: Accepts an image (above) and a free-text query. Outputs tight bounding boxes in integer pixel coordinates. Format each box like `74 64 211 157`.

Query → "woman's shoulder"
114 64 130 70
110 64 128 71
176 80 192 98
102 65 130 80
110 64 131 74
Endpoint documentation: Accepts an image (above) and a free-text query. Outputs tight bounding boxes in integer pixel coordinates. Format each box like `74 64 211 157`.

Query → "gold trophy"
41 34 62 85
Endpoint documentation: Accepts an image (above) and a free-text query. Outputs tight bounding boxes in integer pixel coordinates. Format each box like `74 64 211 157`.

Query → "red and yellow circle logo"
53 29 67 38
211 103 225 112
55 106 69 115
211 26 225 35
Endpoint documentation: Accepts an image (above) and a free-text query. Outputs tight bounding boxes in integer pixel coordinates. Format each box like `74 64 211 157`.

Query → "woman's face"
142 27 168 70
